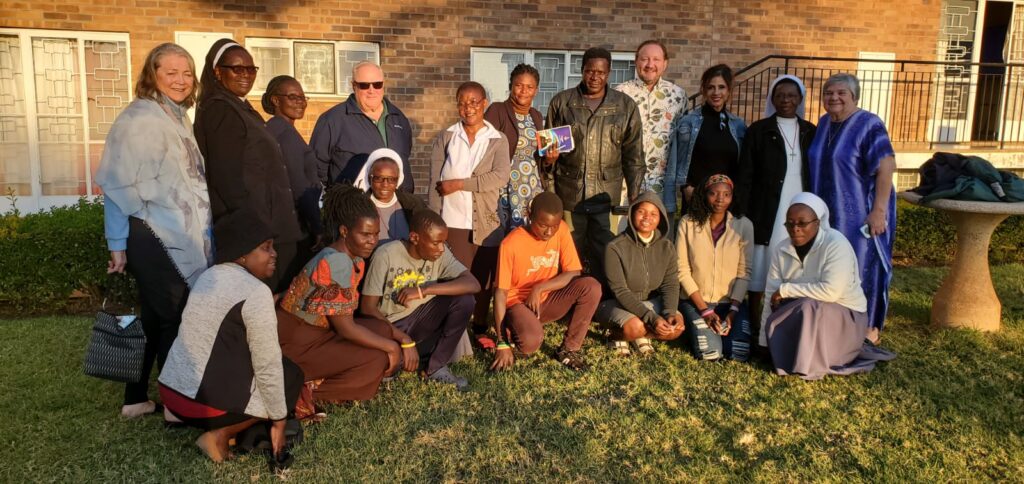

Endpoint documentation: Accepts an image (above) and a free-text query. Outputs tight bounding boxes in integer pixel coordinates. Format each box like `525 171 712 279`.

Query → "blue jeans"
680 300 752 362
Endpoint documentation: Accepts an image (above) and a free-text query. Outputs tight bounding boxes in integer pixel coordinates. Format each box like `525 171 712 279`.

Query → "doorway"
972 1 1012 141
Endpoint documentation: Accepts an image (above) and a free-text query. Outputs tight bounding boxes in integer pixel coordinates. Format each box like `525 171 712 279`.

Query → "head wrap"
353 148 405 192
704 173 734 189
788 192 830 230
211 42 241 68
198 38 247 104
764 74 807 119
213 207 274 264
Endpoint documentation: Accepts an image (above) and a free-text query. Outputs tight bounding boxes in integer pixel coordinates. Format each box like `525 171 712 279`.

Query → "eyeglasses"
783 219 819 230
370 175 399 185
276 93 310 103
354 81 384 90
217 64 259 76
457 99 484 110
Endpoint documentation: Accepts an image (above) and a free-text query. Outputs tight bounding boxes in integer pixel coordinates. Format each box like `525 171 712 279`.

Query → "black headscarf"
198 38 248 105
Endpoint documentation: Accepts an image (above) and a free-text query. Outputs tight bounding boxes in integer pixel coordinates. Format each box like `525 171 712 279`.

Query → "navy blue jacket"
309 94 414 192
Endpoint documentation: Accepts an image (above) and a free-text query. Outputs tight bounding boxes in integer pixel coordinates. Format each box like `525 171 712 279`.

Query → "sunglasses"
783 219 819 230
276 93 310 103
218 64 259 76
718 112 727 131
370 175 399 185
354 81 384 90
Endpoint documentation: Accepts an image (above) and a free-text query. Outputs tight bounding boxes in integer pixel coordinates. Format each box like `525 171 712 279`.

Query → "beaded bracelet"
496 342 514 351
400 341 416 349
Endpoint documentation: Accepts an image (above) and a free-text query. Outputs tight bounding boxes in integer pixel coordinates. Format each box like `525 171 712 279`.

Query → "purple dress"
807 110 895 329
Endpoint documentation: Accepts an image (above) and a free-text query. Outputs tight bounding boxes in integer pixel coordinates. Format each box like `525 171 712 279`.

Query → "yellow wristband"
495 346 513 351
400 342 416 349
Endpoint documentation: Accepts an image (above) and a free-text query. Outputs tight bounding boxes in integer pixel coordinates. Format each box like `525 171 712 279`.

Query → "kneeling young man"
491 192 601 372
361 210 480 390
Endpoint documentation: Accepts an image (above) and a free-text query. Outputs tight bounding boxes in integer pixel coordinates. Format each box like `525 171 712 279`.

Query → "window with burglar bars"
471 48 636 115
246 38 379 98
0 29 131 202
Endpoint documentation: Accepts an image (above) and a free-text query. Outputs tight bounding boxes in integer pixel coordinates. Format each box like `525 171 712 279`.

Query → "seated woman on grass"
676 174 755 362
764 192 895 380
158 209 303 463
490 192 601 372
596 190 684 356
276 185 415 417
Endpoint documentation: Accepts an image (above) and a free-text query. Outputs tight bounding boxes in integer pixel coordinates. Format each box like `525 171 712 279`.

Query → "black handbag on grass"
83 308 146 383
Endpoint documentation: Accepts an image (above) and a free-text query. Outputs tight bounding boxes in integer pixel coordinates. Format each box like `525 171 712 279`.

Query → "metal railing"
688 55 1024 150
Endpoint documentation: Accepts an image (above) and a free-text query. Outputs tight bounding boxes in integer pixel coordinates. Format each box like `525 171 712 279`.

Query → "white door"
857 52 896 128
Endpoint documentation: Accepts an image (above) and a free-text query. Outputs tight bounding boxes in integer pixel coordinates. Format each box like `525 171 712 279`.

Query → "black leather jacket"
546 85 644 213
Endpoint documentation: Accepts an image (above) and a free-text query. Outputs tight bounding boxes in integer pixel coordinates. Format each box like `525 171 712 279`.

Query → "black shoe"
556 348 589 372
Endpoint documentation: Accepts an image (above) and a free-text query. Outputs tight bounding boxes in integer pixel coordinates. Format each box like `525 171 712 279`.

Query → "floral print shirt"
279 247 364 328
616 78 687 194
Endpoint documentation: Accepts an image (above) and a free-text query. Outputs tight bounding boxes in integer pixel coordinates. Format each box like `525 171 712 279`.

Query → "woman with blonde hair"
96 42 213 418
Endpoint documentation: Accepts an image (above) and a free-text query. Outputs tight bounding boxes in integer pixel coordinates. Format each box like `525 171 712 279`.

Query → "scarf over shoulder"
95 97 213 286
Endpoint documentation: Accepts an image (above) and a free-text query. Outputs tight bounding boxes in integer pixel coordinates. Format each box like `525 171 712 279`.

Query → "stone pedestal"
899 192 1024 332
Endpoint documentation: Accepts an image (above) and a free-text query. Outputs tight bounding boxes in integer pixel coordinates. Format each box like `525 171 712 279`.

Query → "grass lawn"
1 265 1022 482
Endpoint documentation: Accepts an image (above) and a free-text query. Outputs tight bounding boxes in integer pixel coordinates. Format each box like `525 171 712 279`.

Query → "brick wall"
1 0 943 193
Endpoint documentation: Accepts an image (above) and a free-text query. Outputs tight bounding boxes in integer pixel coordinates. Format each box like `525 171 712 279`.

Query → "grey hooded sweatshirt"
603 191 680 326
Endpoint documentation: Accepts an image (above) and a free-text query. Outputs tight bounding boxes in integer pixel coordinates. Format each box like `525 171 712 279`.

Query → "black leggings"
123 217 190 405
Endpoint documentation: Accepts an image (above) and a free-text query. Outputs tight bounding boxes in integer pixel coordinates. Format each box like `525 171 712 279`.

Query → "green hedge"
0 197 134 315
0 197 1021 315
893 199 1024 266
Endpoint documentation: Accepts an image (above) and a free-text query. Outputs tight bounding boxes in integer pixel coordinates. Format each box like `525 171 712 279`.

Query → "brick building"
2 0 1022 211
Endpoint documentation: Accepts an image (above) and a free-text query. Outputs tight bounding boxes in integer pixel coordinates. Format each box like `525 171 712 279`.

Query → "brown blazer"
428 122 511 247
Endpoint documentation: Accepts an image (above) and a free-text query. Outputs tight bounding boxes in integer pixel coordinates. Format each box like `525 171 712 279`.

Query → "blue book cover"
536 125 574 156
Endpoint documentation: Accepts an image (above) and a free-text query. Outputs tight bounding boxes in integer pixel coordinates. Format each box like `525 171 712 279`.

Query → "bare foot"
163 407 182 424
867 327 881 345
195 431 231 463
120 401 156 418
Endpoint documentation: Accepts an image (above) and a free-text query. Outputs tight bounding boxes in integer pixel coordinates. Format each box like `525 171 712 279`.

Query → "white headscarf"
353 148 405 192
788 192 830 230
764 74 807 119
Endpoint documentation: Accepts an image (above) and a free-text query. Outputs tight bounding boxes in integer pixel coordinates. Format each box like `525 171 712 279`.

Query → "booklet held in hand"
536 126 574 156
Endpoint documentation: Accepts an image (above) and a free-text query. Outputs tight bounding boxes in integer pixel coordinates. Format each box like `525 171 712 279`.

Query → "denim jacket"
662 107 746 213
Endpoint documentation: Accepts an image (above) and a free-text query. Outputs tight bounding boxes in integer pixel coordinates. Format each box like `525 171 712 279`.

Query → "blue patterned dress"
499 113 543 231
807 109 895 329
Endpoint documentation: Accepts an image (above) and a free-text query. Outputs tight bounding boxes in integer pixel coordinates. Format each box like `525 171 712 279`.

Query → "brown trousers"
277 309 390 402
504 276 601 354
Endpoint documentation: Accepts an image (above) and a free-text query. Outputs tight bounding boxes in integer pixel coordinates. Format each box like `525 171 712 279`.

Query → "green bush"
893 199 1024 266
0 197 1021 315
0 197 134 315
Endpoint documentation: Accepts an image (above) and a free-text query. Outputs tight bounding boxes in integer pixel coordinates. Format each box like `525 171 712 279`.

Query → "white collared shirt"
440 120 502 230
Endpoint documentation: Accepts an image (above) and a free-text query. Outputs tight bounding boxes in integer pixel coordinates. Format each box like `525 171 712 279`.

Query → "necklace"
777 118 799 162
827 109 858 147
826 120 845 147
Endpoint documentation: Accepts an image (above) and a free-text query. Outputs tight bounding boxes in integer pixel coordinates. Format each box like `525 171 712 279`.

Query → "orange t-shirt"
496 221 582 308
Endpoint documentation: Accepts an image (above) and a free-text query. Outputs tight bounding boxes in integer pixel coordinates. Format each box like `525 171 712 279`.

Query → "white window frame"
470 47 636 113
245 37 379 99
0 28 132 213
